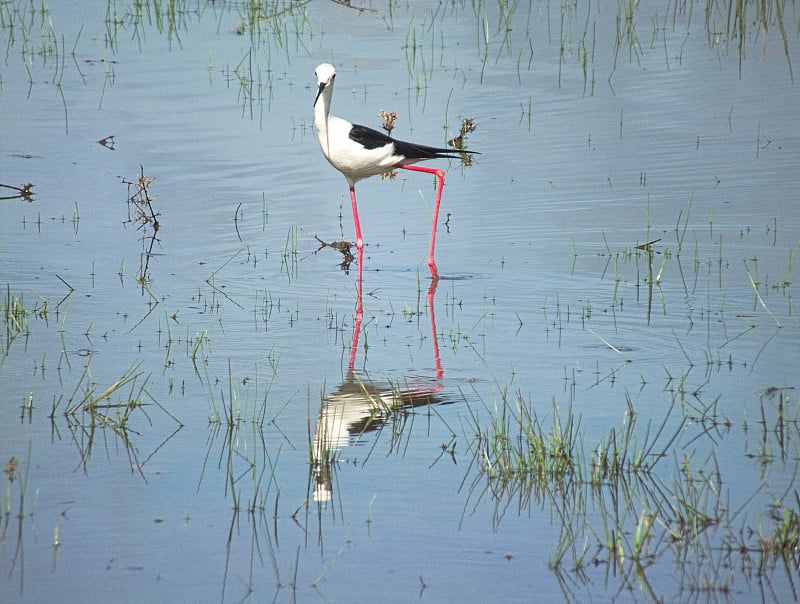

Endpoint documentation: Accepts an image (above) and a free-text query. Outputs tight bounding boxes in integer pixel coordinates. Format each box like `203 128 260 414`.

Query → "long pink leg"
347 181 364 371
349 185 364 251
399 165 444 280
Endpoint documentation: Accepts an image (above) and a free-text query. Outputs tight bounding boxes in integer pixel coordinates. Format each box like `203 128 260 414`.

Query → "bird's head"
314 63 336 107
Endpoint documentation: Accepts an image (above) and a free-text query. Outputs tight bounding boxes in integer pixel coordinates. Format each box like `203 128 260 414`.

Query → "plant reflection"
3 365 181 594
122 167 160 292
53 358 183 476
462 382 800 600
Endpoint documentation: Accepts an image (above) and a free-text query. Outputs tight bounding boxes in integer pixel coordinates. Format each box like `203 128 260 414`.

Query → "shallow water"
2 1 799 602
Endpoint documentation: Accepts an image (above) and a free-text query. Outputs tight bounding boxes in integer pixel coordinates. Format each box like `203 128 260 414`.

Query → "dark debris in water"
314 234 356 272
448 117 477 152
635 238 662 251
97 135 116 150
0 182 34 202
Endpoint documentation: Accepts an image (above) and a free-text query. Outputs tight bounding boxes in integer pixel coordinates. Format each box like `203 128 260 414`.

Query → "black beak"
313 82 326 107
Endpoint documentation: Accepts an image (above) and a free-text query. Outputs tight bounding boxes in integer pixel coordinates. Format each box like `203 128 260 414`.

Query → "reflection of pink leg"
349 248 442 383
427 278 443 380
399 165 444 280
348 246 364 371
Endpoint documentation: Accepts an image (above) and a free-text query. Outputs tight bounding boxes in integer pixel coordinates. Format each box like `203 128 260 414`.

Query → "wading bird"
313 63 477 279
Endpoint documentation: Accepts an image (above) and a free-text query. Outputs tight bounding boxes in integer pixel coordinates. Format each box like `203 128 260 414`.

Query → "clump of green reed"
590 392 683 483
216 359 275 428
202 359 283 516
463 387 586 513
280 226 300 279
2 441 34 583
464 378 800 596
2 287 30 359
3 444 30 523
2 286 50 362
111 0 189 49
759 499 800 561
54 359 181 470
462 385 700 566
465 386 681 498
699 0 795 81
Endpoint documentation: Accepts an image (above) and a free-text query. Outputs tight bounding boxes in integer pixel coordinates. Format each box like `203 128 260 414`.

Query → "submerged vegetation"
452 190 799 594
463 385 799 593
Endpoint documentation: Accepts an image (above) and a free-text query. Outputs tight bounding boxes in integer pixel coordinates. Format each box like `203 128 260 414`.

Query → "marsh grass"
461 192 799 592
462 382 800 588
47 359 182 473
197 360 291 600
107 0 192 49
202 359 283 509
2 442 35 591
1 2 798 601
3 0 796 119
596 191 796 351
702 0 795 81
2 287 31 360
1 286 51 364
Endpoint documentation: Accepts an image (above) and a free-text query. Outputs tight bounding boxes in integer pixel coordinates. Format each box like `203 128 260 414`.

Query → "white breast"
316 116 402 184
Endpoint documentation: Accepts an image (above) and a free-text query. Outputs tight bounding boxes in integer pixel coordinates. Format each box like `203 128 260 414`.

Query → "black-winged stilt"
313 63 477 279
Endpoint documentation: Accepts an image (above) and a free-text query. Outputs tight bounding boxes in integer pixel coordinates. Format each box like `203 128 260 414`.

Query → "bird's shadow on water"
367 268 479 282
426 272 477 281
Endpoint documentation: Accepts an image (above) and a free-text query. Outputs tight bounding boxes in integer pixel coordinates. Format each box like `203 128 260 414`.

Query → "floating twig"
97 135 116 150
313 234 355 272
0 182 34 202
122 166 161 290
635 238 662 251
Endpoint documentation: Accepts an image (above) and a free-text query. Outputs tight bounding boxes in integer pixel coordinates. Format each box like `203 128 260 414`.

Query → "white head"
314 63 336 107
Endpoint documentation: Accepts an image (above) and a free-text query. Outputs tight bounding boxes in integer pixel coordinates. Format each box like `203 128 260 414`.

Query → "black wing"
349 123 476 160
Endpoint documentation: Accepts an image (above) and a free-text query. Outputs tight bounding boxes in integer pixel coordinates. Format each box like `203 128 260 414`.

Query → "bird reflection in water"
311 253 445 502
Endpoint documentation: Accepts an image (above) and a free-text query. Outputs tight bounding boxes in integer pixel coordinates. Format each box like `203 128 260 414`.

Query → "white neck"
314 86 332 150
